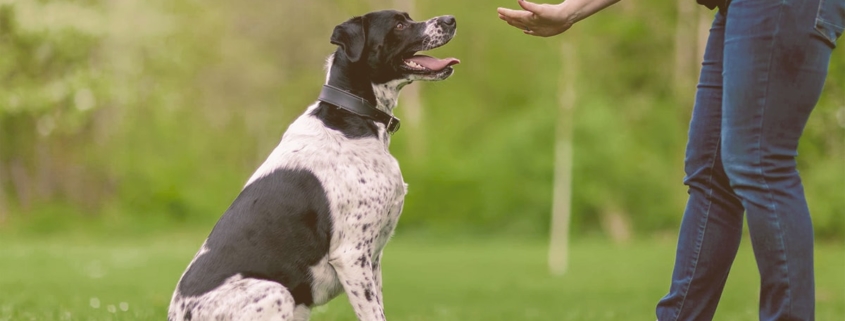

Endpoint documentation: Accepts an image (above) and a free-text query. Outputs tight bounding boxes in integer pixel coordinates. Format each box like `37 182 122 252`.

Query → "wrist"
554 2 578 28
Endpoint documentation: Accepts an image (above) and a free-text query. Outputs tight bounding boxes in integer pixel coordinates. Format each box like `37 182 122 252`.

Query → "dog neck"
325 53 407 114
371 79 410 114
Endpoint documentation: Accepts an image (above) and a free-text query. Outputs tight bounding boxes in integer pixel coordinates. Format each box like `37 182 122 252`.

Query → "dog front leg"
372 252 384 296
330 249 386 321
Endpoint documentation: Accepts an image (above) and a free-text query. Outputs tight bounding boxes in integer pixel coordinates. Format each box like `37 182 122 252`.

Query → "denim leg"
655 11 746 321
720 0 837 319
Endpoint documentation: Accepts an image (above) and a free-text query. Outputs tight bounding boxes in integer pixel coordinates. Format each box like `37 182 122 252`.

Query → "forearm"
557 0 622 25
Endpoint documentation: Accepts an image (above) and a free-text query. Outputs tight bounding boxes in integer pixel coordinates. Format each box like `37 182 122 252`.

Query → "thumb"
518 0 542 13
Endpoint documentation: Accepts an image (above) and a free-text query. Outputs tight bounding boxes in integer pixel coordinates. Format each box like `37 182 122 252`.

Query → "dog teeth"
404 60 424 70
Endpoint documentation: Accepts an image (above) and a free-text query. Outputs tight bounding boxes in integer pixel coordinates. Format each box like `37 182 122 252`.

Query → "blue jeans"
655 0 844 320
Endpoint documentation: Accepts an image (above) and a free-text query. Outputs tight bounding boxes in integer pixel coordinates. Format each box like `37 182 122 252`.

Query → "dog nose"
439 15 456 27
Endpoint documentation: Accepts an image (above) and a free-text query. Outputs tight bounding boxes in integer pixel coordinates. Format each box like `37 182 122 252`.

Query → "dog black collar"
318 85 401 134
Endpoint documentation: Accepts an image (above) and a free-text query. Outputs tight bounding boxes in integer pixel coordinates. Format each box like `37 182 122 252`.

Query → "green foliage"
0 0 842 239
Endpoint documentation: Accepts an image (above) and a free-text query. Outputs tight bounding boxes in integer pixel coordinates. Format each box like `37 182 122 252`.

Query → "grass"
0 231 842 321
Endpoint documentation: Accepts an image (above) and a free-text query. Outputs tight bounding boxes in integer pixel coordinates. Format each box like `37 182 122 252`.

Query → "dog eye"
395 22 406 30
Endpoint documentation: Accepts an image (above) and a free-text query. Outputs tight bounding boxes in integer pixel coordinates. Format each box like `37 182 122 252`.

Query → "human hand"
497 0 574 37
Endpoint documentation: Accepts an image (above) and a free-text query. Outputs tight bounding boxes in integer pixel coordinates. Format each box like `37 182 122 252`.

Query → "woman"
497 0 843 320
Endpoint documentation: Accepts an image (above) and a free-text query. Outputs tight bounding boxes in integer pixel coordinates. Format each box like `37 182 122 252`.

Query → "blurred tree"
549 33 577 276
0 2 108 216
392 0 427 163
0 0 841 239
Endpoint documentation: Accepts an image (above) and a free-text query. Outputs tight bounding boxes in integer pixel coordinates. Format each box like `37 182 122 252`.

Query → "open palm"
497 0 573 37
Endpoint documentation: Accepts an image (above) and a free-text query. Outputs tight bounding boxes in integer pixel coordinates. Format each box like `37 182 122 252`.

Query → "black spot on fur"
177 169 333 306
364 289 373 302
184 310 192 321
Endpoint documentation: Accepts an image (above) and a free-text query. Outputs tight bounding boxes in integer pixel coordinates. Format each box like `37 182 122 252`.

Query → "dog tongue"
407 55 460 71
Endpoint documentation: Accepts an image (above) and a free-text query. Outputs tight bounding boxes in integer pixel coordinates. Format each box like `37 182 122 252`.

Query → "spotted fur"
167 10 457 321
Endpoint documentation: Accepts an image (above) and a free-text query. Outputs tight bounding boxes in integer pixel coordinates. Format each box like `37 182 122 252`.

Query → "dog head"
329 10 459 87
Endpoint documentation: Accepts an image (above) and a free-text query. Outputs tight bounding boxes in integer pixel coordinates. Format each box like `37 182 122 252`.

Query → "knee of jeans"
721 149 798 191
682 163 704 186
720 150 759 190
683 150 718 187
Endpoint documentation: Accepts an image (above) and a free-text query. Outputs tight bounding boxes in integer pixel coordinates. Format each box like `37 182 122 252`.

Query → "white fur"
171 275 298 321
308 255 343 306
324 53 335 85
421 17 454 52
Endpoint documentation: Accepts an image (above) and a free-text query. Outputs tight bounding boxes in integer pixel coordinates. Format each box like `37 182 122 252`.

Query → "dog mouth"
400 53 460 75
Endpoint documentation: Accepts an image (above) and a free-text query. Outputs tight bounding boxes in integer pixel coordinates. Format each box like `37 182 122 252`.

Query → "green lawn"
0 232 842 321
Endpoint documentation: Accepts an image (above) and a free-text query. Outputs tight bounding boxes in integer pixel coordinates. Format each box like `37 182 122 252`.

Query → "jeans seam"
817 18 843 29
814 0 843 46
757 2 793 316
673 139 721 321
817 0 845 31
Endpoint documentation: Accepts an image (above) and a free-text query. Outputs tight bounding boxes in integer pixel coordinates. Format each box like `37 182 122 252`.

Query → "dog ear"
330 16 367 63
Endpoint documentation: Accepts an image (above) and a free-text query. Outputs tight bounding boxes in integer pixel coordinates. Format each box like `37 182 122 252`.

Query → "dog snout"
438 15 456 27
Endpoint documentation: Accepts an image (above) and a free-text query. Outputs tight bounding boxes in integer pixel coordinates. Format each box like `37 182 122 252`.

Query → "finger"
524 30 545 37
497 8 530 20
497 14 513 24
499 14 531 27
505 19 529 30
497 7 533 20
518 0 543 14
498 13 513 22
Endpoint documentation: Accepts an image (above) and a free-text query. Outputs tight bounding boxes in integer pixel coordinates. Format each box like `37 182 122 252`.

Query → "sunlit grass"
0 232 842 320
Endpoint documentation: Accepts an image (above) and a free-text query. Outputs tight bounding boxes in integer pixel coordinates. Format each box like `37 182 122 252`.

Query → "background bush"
0 0 842 239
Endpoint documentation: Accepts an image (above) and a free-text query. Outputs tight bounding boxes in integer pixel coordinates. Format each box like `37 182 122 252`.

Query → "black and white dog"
167 10 458 321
